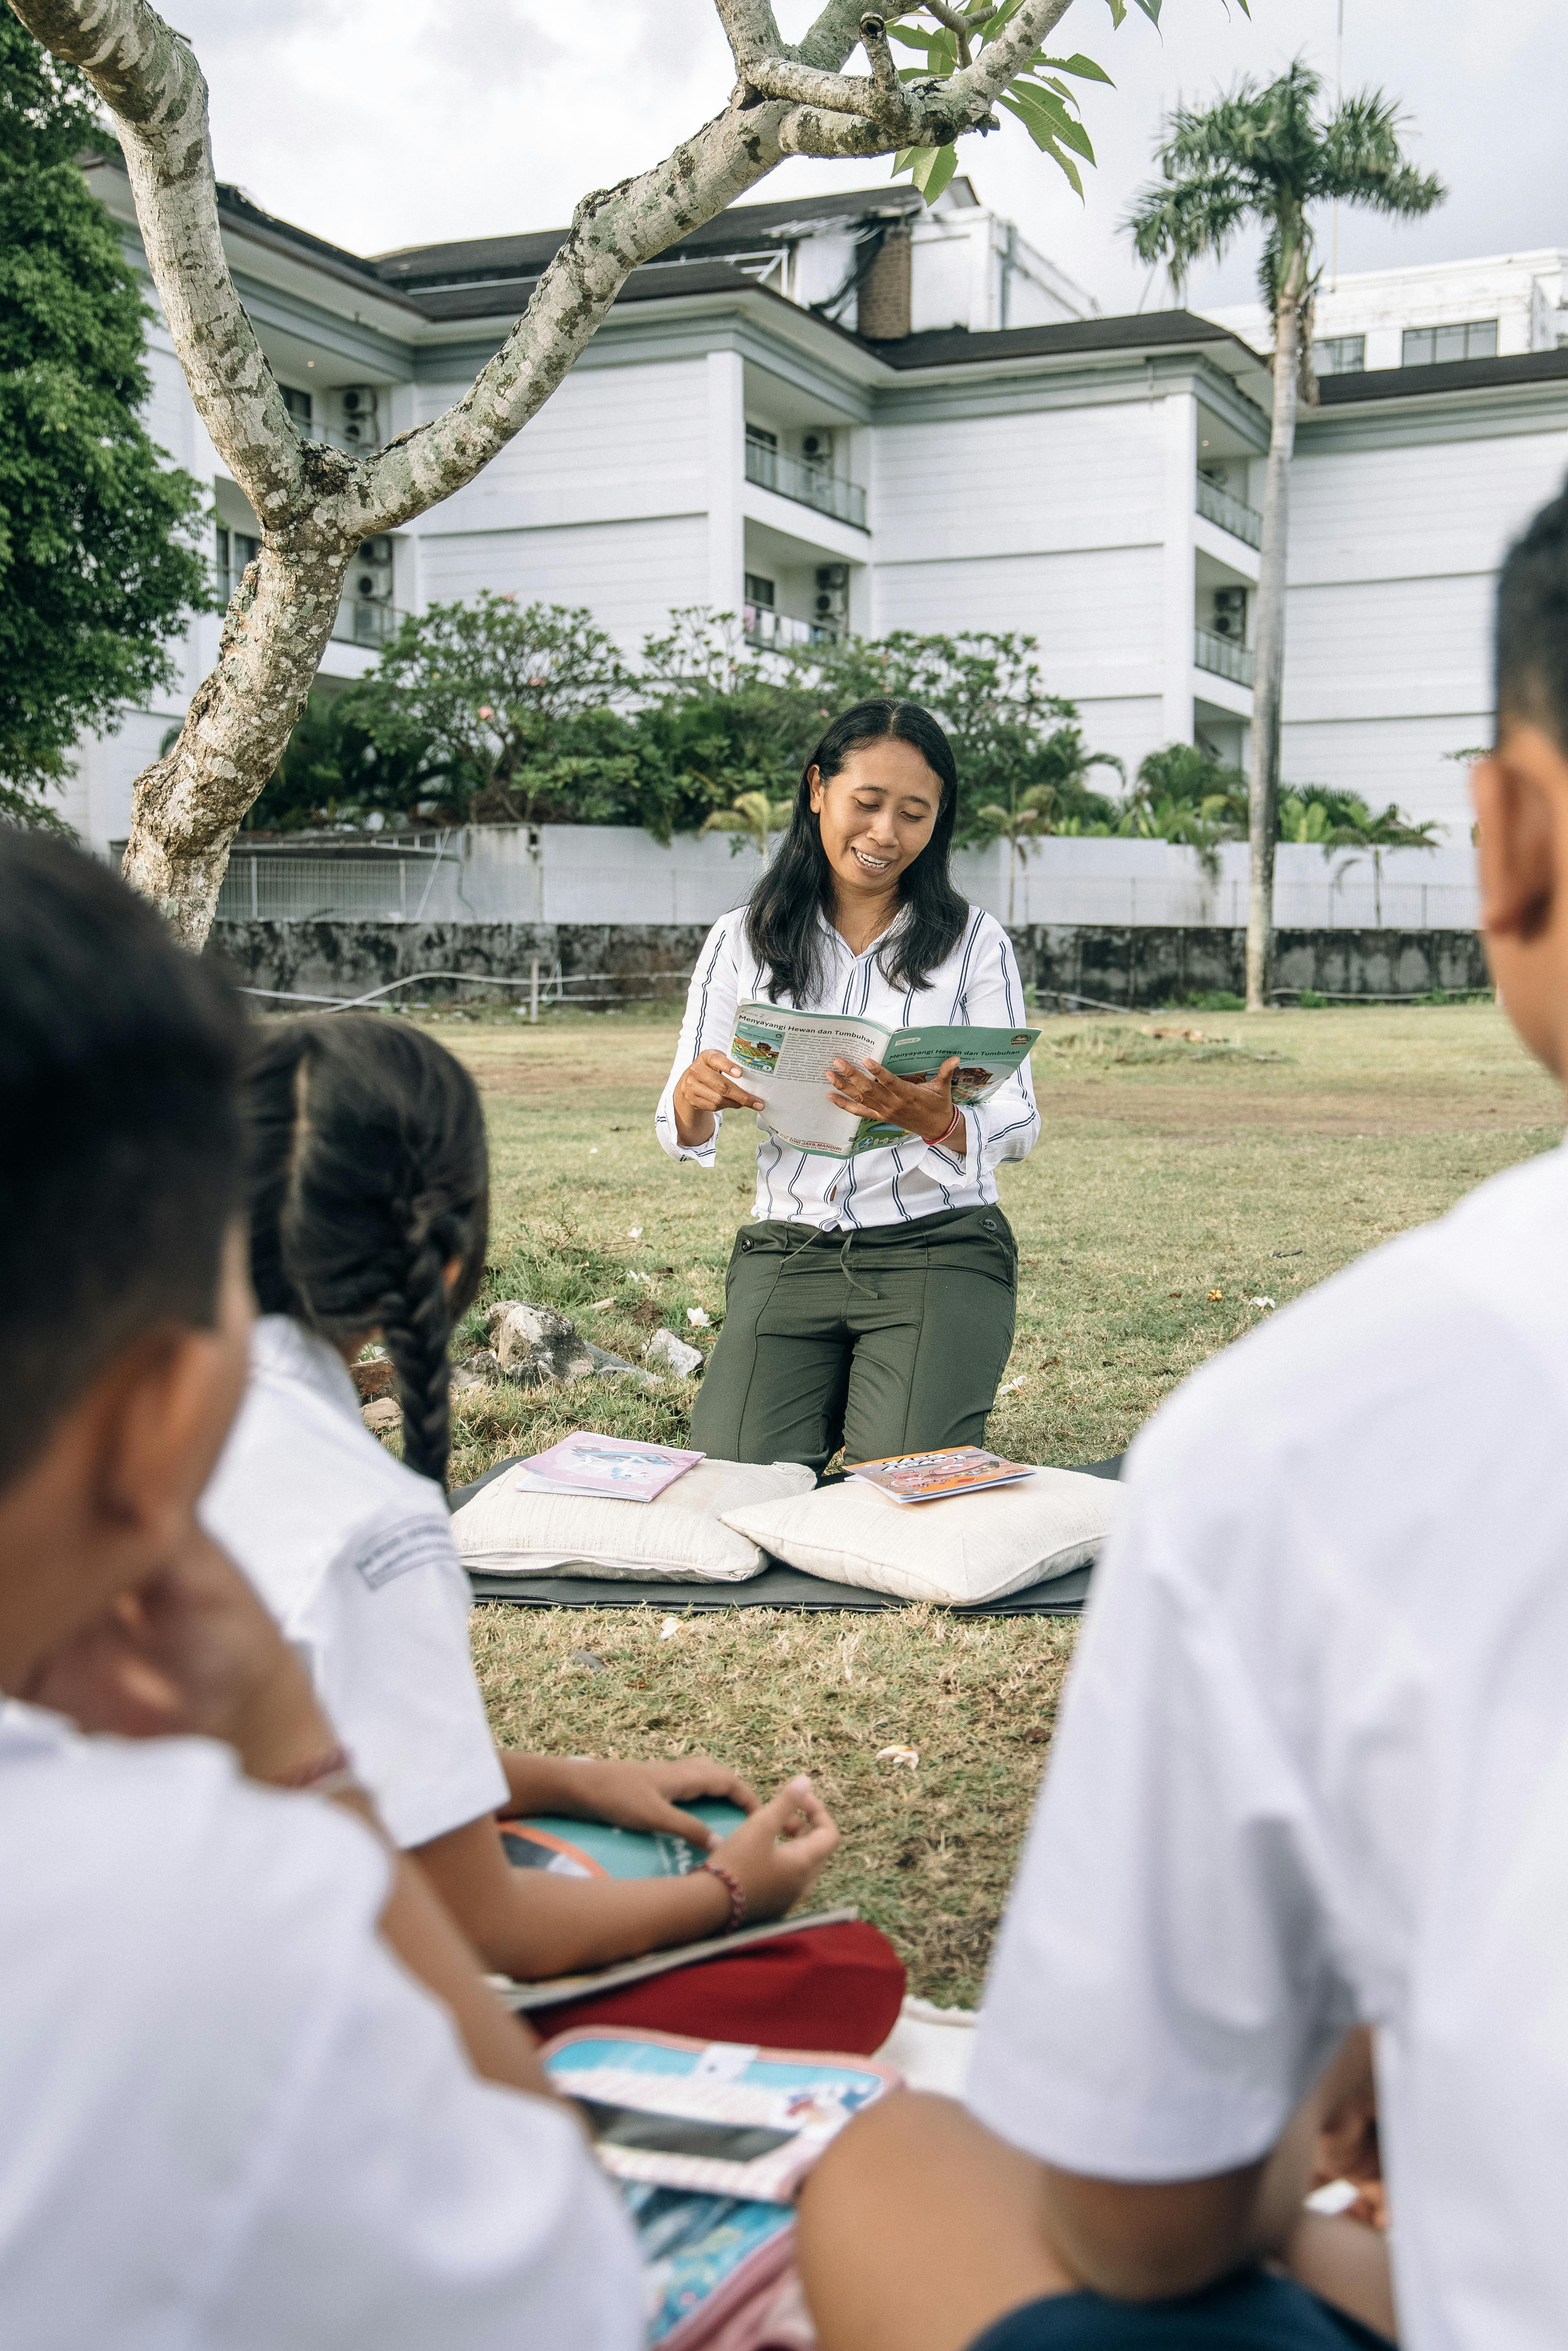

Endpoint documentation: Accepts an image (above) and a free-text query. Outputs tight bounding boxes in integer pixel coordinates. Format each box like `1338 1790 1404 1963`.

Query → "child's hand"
547 1755 760 1846
22 1530 335 1785
707 1774 838 1922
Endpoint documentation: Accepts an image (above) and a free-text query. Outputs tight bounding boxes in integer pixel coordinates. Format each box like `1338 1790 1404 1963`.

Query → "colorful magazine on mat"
849 1446 1037 1504
544 2027 901 2204
730 1003 1037 1160
511 1432 703 1503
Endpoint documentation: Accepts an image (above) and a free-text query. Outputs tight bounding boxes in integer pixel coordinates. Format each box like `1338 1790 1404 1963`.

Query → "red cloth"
535 1920 906 2055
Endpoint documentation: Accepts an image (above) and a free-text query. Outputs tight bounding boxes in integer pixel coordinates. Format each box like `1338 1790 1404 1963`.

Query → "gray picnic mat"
452 1456 1122 1617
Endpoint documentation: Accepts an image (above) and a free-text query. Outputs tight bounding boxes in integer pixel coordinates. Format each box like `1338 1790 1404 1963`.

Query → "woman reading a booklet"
656 697 1039 1473
202 1014 841 1986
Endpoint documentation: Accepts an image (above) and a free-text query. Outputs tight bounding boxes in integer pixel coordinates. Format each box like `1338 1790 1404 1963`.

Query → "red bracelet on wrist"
698 1859 747 1934
928 1104 963 1150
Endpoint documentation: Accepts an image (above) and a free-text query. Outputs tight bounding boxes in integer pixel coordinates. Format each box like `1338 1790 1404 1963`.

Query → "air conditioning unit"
354 536 395 602
1211 585 1247 641
801 429 834 469
815 563 849 624
335 385 380 447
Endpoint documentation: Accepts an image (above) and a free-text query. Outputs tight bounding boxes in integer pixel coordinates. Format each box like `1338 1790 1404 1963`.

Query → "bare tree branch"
712 0 784 75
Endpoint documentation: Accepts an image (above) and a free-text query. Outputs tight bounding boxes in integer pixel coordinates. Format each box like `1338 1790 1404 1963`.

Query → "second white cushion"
720 1466 1118 1606
450 1455 816 1583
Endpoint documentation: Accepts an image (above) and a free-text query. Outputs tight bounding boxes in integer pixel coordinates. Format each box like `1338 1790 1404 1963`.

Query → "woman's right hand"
673 1049 766 1147
705 1774 839 1923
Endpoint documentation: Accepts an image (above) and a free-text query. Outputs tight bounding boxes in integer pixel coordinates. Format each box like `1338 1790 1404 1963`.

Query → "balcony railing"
743 604 837 652
744 443 867 531
331 598 405 650
1194 626 1255 688
1196 475 1264 548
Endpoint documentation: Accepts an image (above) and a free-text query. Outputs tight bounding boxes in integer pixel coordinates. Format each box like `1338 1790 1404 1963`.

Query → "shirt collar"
250 1314 365 1427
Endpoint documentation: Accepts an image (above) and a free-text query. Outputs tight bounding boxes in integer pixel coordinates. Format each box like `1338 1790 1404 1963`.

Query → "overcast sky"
176 0 1566 314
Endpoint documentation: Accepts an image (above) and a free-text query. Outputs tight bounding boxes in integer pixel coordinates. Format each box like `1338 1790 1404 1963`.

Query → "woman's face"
808 738 943 902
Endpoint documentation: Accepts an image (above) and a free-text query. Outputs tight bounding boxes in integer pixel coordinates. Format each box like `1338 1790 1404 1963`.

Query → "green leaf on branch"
1040 52 1115 84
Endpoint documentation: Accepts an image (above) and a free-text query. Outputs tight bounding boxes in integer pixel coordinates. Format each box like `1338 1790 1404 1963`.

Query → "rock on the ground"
351 1355 396 1400
450 1348 502 1395
362 1396 402 1432
585 1340 664 1391
644 1327 704 1378
486 1300 596 1386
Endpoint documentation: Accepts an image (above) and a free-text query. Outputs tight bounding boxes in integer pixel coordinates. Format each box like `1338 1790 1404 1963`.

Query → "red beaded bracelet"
698 1859 748 1934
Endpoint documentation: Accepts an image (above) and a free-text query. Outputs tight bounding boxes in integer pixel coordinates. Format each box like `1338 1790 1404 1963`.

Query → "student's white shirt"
201 1315 507 1850
0 1700 640 2351
967 1141 1568 2351
654 904 1039 1230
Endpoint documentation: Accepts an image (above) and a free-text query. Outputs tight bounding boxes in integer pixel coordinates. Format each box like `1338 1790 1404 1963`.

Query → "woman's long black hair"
242 1014 488 1488
744 698 968 1004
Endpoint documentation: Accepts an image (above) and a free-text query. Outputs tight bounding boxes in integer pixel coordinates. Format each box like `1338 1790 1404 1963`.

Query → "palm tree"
1124 64 1443 1009
976 783 1058 925
1279 785 1439 925
701 789 795 861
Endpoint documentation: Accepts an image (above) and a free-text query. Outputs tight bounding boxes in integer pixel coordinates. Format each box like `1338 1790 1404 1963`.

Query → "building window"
744 572 775 609
213 525 261 603
1312 335 1365 375
281 386 313 426
1402 320 1498 367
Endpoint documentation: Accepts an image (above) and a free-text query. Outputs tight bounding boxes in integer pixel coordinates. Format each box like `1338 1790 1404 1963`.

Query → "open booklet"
730 1002 1038 1160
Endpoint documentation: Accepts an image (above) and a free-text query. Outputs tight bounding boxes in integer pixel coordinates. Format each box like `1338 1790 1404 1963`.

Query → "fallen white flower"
995 1375 1027 1395
1248 1296 1278 1310
876 1745 919 1768
659 1616 681 1641
628 1225 643 1240
687 1307 711 1328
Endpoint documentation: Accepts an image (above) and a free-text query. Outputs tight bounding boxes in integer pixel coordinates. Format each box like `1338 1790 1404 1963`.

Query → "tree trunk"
1244 260 1304 1012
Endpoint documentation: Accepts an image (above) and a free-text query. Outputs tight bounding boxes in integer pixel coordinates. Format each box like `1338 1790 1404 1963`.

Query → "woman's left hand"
500 1752 760 1847
827 1054 961 1145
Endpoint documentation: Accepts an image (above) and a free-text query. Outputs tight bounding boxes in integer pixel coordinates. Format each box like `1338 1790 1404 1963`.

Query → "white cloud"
172 0 1566 304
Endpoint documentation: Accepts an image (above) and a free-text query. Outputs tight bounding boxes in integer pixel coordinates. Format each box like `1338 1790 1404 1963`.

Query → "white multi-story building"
68 154 1568 852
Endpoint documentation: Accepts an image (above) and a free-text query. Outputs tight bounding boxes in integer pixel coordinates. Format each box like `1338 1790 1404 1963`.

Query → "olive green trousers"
689 1204 1018 1474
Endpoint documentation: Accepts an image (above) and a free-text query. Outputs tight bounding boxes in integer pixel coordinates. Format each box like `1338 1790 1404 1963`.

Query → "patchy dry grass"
390 996 1559 2004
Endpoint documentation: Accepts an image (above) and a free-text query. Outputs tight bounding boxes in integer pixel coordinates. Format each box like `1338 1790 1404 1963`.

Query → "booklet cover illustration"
849 1446 1037 1503
511 1432 703 1504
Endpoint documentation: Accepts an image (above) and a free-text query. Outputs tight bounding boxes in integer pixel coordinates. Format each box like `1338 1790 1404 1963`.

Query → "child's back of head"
243 1015 488 1486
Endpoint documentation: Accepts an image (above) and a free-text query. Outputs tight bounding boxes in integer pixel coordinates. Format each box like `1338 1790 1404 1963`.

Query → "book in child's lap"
731 1001 1037 1158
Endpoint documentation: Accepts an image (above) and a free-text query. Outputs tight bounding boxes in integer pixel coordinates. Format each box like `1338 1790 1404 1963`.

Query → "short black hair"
242 1014 488 1489
0 834 244 1490
1497 476 1568 754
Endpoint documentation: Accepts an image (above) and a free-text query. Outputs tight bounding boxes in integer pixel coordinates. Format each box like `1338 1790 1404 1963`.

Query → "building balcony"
1195 627 1255 688
332 598 405 650
743 604 836 651
1196 475 1264 549
744 442 867 531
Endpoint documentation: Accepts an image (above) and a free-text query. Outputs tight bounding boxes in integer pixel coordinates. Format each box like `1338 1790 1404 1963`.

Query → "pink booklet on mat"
512 1432 703 1504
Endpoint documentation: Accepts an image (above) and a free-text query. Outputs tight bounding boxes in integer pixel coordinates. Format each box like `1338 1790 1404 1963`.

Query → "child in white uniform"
202 1014 839 1980
0 835 639 2350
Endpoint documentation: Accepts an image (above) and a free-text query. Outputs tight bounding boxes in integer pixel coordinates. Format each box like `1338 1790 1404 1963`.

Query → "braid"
379 1224 454 1487
239 1013 489 1494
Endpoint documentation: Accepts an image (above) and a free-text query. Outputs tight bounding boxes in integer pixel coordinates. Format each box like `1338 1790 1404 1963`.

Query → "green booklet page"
731 1002 1038 1159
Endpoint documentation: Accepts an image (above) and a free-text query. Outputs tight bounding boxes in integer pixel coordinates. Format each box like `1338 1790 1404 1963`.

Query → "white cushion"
450 1456 816 1582
720 1467 1118 1606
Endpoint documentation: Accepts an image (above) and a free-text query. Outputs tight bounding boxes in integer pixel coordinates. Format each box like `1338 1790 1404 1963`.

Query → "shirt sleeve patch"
349 1513 461 1594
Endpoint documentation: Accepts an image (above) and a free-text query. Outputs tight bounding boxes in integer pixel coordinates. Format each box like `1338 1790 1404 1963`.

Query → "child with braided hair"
201 1012 840 1985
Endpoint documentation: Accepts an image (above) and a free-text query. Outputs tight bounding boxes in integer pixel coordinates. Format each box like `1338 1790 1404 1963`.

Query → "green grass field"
421 998 1559 2005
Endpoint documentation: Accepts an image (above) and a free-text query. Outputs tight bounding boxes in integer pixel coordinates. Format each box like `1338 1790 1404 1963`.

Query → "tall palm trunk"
1245 249 1306 1011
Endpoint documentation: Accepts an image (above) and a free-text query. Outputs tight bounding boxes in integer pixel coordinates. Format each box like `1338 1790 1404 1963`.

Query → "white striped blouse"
654 904 1040 1232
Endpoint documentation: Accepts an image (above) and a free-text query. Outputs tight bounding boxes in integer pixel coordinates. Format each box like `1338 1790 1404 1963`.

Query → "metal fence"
215 849 1480 933
1196 476 1264 548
